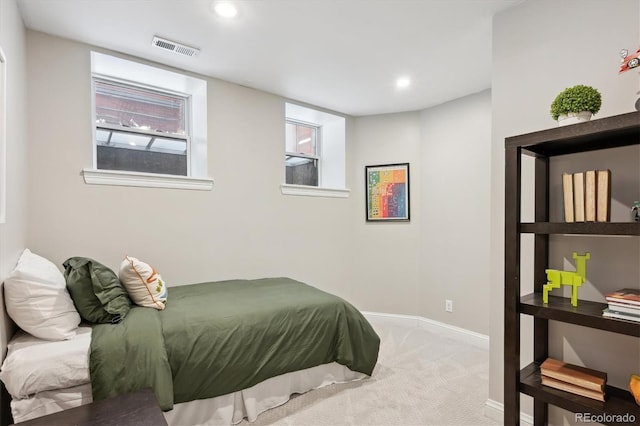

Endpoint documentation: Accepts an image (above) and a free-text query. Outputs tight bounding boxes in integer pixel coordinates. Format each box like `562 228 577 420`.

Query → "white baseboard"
361 311 489 350
484 398 533 426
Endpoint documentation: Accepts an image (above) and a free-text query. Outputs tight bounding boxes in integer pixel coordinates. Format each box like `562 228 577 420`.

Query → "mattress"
2 326 367 424
0 326 91 399
11 364 365 425
11 383 93 423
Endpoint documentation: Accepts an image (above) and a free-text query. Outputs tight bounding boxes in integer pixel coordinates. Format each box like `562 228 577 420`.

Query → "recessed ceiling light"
396 77 411 89
213 1 238 18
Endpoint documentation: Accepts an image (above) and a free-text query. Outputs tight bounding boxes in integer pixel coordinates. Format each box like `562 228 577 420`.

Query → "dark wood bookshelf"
520 293 640 337
504 112 640 425
505 111 640 157
520 363 640 426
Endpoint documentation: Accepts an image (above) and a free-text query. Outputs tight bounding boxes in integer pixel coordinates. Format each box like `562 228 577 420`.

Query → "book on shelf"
562 173 574 223
607 301 640 315
584 170 596 222
602 308 640 323
540 358 606 392
540 376 606 402
596 169 611 222
573 172 585 222
606 288 640 306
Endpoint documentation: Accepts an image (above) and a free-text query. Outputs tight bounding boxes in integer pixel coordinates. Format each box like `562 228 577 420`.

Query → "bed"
0 251 380 425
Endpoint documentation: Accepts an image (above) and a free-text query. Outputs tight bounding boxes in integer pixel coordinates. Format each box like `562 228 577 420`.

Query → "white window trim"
284 103 347 198
89 52 210 189
83 168 213 191
280 184 350 198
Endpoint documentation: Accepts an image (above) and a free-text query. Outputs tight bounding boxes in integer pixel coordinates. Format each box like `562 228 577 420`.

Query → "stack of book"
540 358 607 401
603 288 640 323
562 169 611 222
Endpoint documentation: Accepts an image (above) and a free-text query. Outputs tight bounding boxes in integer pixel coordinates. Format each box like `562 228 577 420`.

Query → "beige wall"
419 91 492 331
349 112 421 315
490 0 640 424
0 0 28 357
25 31 356 303
350 90 493 333
24 30 495 336
350 111 422 315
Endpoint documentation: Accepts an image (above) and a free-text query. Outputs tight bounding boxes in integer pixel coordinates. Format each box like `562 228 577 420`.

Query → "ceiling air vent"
152 36 200 57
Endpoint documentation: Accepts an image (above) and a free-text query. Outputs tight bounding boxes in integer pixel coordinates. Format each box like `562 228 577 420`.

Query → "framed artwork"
0 47 6 224
365 163 410 221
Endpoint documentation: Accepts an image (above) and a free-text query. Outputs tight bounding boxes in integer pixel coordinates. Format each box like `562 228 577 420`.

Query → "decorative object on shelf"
619 48 640 111
573 171 585 222
562 173 574 222
585 170 596 222
365 163 410 221
563 169 611 222
602 307 640 322
632 201 640 222
550 85 602 126
630 374 640 406
620 48 640 73
606 288 640 306
596 169 611 222
603 287 640 323
543 252 590 307
540 358 606 402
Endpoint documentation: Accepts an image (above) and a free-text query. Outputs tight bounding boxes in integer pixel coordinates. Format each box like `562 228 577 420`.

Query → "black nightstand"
12 388 168 426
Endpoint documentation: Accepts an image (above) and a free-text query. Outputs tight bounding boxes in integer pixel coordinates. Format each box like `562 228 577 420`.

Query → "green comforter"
89 277 380 410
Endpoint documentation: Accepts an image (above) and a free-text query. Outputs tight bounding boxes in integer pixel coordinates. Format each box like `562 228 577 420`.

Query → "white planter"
557 111 593 126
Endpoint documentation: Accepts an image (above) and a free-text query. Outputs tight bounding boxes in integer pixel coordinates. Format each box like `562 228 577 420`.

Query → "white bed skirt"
12 362 367 425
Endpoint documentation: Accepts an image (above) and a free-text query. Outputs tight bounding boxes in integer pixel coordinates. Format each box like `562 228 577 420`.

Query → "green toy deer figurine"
543 252 590 307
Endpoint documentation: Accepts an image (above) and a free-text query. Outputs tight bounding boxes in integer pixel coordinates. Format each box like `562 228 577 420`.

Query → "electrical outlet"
445 299 453 312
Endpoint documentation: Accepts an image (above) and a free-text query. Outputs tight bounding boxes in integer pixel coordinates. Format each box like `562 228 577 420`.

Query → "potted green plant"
550 84 602 126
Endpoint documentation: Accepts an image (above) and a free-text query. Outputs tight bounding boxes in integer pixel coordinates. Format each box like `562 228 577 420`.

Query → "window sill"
280 184 350 198
82 169 214 191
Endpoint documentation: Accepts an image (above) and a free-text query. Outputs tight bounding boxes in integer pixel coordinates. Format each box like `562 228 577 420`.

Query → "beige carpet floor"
241 318 501 426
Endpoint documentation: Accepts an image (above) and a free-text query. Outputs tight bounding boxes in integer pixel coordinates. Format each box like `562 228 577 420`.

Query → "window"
85 52 211 190
282 103 348 198
94 79 189 176
285 120 320 186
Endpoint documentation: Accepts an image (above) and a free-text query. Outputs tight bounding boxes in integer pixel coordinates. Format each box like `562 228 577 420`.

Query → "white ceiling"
17 0 524 116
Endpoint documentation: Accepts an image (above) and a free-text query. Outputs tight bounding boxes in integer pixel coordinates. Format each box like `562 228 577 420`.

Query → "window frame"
282 103 349 198
83 51 212 190
285 118 322 186
92 76 192 176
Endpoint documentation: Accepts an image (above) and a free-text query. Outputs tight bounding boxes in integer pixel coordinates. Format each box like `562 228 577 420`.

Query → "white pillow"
0 326 91 398
4 249 81 340
118 256 167 310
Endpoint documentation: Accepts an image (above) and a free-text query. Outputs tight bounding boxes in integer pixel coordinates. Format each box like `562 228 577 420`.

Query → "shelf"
520 293 640 337
504 111 640 425
520 362 640 425
520 222 640 236
505 111 640 157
